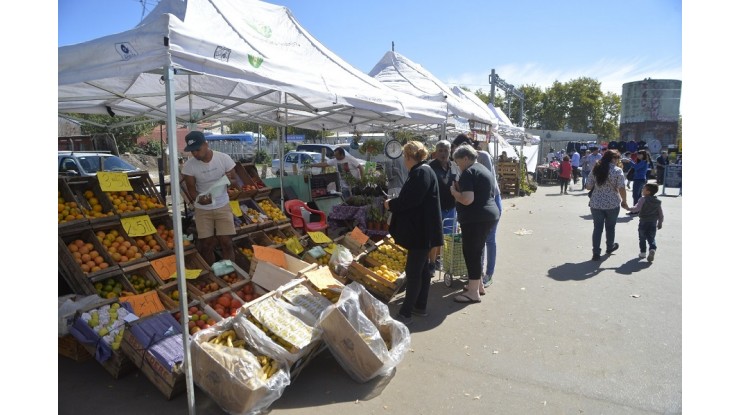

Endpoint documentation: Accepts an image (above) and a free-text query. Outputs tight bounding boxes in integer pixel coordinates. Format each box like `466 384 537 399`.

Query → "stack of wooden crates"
496 161 520 196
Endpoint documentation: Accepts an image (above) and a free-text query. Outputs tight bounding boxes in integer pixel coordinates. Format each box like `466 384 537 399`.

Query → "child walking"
558 155 572 194
624 183 664 262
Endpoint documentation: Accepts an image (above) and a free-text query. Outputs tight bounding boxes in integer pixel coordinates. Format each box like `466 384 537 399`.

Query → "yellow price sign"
170 268 202 280
229 200 243 217
307 231 332 244
97 171 133 192
120 215 156 237
285 236 304 255
323 244 334 255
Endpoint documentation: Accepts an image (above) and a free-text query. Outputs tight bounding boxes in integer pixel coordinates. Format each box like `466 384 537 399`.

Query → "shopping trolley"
441 216 467 287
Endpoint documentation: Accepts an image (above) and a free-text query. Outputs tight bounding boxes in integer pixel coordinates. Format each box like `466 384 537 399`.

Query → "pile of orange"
59 192 85 223
96 228 143 264
67 239 110 273
240 247 254 259
81 190 114 218
156 223 192 249
107 191 143 214
133 234 164 254
135 193 165 210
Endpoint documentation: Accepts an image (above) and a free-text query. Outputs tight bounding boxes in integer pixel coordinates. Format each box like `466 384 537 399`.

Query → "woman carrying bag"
385 141 444 325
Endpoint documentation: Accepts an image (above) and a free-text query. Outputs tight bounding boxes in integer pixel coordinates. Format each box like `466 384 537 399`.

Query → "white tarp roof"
59 0 446 131
368 51 495 130
451 86 498 128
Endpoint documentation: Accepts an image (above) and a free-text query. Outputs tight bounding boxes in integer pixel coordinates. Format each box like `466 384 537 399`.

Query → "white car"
271 151 325 175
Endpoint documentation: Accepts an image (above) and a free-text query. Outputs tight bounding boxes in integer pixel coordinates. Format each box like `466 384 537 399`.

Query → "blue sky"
58 0 682 98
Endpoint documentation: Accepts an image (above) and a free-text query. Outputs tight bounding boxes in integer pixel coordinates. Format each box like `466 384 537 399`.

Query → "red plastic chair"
284 199 328 233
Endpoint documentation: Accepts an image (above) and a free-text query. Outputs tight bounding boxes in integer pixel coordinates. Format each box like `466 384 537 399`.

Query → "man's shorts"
194 204 236 238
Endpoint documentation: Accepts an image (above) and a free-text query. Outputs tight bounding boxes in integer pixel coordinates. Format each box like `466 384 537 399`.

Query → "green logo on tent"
246 20 272 38
248 55 264 68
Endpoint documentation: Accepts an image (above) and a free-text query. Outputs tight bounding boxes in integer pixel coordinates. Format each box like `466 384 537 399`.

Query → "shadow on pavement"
547 260 606 281
579 214 636 224
272 348 396 409
614 257 653 275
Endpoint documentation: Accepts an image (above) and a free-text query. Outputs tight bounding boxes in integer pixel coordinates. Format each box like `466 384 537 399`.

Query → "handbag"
626 168 635 181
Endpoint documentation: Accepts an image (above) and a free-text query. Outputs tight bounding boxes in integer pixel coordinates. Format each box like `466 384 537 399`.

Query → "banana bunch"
247 315 295 352
255 355 281 381
208 329 247 349
316 287 340 303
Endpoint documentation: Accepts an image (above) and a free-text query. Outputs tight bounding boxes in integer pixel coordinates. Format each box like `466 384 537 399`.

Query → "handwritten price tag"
151 255 177 281
171 269 202 280
307 231 332 244
349 227 369 245
253 245 288 269
229 200 243 217
120 215 156 237
97 171 133 192
119 290 165 317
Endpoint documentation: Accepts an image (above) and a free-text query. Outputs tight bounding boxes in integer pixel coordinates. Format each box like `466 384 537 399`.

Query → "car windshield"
77 155 136 173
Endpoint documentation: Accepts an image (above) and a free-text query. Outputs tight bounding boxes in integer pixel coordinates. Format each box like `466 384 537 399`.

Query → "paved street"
59 182 682 414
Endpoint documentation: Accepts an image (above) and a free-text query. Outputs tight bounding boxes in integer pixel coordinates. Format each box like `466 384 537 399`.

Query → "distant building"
619 79 681 150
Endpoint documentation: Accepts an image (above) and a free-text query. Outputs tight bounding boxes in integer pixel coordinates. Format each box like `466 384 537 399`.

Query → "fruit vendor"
182 131 240 265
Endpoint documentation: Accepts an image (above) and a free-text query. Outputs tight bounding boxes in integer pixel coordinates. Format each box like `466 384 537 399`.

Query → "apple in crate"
209 293 242 318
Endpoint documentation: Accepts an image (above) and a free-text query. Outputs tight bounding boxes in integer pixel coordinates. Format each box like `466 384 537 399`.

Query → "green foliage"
74 113 157 153
135 140 163 156
253 149 270 164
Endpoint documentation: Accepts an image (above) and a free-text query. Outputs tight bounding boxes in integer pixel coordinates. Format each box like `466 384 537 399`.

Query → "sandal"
463 284 486 295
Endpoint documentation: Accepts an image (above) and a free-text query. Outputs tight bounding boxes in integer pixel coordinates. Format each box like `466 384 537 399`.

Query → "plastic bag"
190 320 290 415
329 244 353 275
58 294 108 336
317 282 411 383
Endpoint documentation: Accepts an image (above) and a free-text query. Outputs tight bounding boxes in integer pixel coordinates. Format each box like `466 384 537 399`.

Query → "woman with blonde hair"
385 141 444 325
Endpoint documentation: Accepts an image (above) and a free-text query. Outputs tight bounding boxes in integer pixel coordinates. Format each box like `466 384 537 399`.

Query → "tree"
75 113 156 153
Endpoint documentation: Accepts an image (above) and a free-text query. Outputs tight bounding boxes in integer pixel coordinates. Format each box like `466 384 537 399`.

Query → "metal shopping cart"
441 216 467 287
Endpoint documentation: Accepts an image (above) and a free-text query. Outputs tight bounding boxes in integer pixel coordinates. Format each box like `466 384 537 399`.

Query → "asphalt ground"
58 181 683 414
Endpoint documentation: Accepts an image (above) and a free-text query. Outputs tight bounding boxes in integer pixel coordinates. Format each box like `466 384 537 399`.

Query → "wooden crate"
149 213 196 252
70 299 136 379
121 312 186 400
63 175 119 227
240 163 272 197
121 262 165 294
214 262 251 289
89 272 137 299
232 163 261 199
90 222 149 268
187 272 230 301
232 234 254 274
59 230 120 283
235 198 271 233
128 231 172 261
347 261 404 303
254 196 289 226
58 177 90 232
157 280 191 311
125 171 168 216
59 334 93 361
497 161 520 195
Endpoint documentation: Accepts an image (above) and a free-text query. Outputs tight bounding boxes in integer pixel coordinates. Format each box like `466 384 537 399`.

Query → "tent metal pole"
164 65 197 415
278 91 285 211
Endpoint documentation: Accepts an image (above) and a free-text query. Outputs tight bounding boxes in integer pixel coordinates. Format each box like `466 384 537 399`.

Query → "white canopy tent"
58 1 447 411
368 51 495 136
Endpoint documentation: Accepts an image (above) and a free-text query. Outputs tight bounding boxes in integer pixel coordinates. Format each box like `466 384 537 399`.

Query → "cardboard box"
250 254 317 291
190 320 290 414
319 307 384 383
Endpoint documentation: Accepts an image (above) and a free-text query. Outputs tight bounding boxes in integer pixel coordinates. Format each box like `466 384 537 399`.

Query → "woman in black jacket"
385 141 444 325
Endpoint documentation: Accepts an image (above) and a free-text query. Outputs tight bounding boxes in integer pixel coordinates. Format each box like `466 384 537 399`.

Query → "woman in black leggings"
449 143 500 303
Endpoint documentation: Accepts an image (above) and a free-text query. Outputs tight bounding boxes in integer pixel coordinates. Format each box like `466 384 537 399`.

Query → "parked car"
58 151 140 177
295 143 342 159
271 151 325 175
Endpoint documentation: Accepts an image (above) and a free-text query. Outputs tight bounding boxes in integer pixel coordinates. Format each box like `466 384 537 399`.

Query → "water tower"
619 79 681 151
